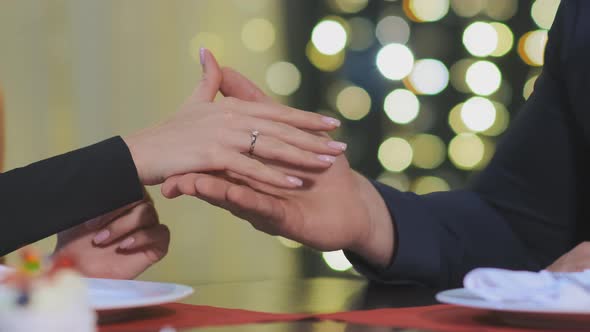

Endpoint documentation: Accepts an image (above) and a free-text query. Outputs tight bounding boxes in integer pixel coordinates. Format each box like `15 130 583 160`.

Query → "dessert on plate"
0 249 97 332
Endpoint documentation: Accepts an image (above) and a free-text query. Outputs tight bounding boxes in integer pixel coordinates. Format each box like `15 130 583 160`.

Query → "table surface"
127 277 440 332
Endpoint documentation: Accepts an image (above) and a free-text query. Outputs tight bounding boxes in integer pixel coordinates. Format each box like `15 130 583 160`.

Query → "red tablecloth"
100 303 571 332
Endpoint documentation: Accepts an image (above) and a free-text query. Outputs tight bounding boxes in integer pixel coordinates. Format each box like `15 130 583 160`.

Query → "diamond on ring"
249 130 260 155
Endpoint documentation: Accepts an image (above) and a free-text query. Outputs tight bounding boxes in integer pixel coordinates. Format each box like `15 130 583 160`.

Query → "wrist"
122 132 150 185
349 172 395 268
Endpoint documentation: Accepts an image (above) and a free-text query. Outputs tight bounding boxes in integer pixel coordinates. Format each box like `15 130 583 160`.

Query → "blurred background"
0 0 558 284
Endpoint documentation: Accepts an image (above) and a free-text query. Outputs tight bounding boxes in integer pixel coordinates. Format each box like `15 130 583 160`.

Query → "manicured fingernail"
317 155 336 163
93 230 110 244
119 237 135 249
286 176 303 187
322 116 341 127
328 141 347 151
199 47 206 68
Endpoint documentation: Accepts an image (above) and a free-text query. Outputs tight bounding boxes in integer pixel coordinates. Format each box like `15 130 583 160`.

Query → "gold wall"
0 0 300 283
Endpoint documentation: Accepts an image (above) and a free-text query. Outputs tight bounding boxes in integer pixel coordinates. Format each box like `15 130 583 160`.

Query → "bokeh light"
407 59 449 95
410 134 446 169
265 61 301 96
449 59 474 93
463 22 498 57
322 250 352 271
384 89 420 124
451 0 485 18
377 172 410 191
483 102 510 136
376 16 410 45
306 42 345 72
241 18 276 52
404 0 450 22
518 30 548 66
329 0 369 14
465 60 502 96
531 0 561 29
378 137 413 172
336 86 372 120
348 17 375 51
523 74 539 100
376 43 415 80
277 236 302 249
448 134 485 170
449 103 469 134
490 22 514 57
460 97 496 132
412 176 450 194
484 0 518 21
312 19 348 55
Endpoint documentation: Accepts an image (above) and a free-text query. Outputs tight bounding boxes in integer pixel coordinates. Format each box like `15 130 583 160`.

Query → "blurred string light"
306 42 346 72
465 61 502 96
377 43 414 80
378 137 413 172
241 18 276 52
322 250 352 271
410 134 446 169
412 176 450 194
348 17 375 51
277 236 302 249
449 59 474 93
449 101 509 136
328 0 369 14
406 59 449 95
460 97 496 132
312 19 348 55
531 0 561 29
451 0 486 18
403 0 450 22
484 102 510 136
463 22 498 57
384 89 420 124
376 16 410 45
336 85 372 120
518 30 548 66
232 0 270 13
484 0 518 21
523 74 539 100
448 134 485 170
265 61 301 96
490 22 514 57
377 172 410 191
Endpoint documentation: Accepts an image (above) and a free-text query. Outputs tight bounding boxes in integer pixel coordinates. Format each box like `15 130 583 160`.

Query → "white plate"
88 278 194 311
1 265 193 311
436 288 590 329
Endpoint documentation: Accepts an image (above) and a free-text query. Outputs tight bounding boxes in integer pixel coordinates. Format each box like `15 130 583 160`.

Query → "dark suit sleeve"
347 1 579 288
0 136 144 256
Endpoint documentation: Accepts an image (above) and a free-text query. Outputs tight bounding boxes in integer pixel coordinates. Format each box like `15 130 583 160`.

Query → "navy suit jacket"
351 0 590 289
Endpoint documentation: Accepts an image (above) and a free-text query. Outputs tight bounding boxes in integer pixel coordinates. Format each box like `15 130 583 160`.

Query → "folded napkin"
464 268 590 309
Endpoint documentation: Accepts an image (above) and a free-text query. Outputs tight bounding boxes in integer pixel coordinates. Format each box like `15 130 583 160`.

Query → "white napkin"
464 268 590 309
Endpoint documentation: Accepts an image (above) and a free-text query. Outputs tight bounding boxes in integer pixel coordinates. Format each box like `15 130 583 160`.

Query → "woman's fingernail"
199 47 206 69
93 230 111 244
119 237 136 249
286 176 303 187
322 116 341 127
328 141 347 151
317 155 336 163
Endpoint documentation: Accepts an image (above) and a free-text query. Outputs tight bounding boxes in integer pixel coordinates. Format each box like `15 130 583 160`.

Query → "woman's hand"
55 191 169 279
125 48 345 187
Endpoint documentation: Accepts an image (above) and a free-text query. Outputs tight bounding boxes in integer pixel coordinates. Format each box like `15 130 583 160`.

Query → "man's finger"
220 67 272 103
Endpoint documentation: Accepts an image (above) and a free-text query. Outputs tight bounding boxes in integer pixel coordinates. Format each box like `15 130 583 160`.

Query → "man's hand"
546 242 590 272
55 192 170 279
161 67 395 268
